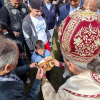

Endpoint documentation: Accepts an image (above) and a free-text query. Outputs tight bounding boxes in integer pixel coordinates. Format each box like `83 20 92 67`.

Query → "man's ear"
63 57 71 66
4 64 12 72
67 61 75 72
68 61 78 74
68 61 74 68
30 6 32 11
63 57 69 66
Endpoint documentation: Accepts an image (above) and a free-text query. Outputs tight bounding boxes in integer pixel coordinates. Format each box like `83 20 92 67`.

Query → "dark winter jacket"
43 1 57 30
58 1 84 27
0 65 41 100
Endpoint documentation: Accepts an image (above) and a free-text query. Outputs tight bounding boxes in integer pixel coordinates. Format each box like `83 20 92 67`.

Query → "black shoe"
50 47 53 51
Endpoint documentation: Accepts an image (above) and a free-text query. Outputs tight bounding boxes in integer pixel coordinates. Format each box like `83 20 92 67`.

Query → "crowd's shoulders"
59 3 70 12
0 5 10 24
0 5 9 15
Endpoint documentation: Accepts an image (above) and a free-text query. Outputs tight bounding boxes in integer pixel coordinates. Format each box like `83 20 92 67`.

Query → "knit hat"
30 0 43 10
58 6 100 68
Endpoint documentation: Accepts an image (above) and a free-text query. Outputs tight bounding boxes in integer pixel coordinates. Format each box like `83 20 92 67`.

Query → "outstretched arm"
52 59 65 68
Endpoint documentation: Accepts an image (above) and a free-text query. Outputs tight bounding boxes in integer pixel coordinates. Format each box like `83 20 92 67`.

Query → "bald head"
10 0 21 8
83 0 100 12
97 0 100 7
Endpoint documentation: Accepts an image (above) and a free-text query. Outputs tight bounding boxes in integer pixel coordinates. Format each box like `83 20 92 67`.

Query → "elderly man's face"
69 0 81 8
10 0 21 8
63 57 78 75
82 0 98 12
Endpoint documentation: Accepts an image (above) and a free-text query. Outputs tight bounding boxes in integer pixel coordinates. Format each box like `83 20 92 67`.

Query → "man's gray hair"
87 54 100 74
0 36 17 71
97 0 100 7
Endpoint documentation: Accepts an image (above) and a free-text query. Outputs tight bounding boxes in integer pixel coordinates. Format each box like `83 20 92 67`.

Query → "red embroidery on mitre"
63 89 100 98
59 11 100 64
58 16 71 43
91 71 100 84
58 17 71 43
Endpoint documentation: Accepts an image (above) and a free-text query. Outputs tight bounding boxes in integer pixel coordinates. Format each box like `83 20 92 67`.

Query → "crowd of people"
0 0 100 100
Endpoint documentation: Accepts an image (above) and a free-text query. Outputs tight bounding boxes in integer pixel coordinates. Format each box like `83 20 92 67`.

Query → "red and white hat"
58 9 100 68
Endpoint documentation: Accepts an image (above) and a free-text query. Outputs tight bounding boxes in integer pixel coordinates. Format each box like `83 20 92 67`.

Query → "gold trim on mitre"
61 43 70 52
78 0 98 21
78 0 96 20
